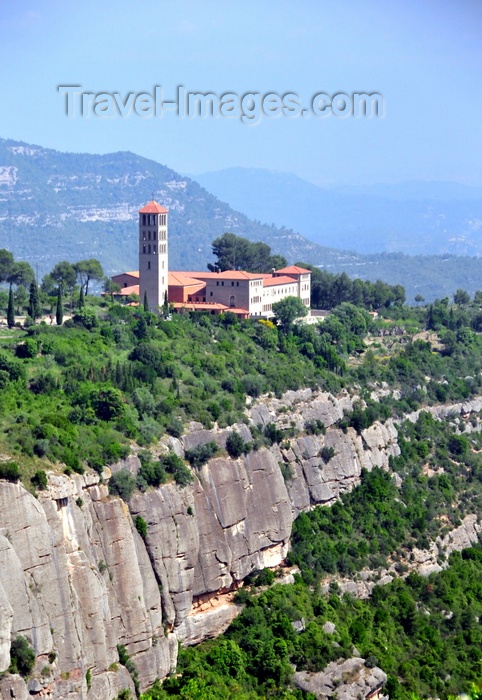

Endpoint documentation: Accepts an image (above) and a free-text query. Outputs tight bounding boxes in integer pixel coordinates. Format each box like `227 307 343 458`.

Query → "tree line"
0 250 104 326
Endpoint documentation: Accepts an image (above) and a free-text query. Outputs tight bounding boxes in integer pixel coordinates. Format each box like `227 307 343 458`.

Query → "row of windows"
251 296 261 304
141 229 167 241
142 244 167 254
266 287 296 296
141 214 167 226
216 280 240 287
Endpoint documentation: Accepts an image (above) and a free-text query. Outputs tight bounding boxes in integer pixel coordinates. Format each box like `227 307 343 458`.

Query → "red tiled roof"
185 270 264 281
263 276 298 287
217 270 263 280
275 265 311 275
123 270 140 278
138 200 168 214
117 284 140 295
172 302 249 316
228 307 250 314
173 302 228 311
169 272 206 287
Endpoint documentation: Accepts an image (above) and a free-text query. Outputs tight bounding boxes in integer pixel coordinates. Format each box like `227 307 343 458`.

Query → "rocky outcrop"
294 657 387 700
0 388 479 697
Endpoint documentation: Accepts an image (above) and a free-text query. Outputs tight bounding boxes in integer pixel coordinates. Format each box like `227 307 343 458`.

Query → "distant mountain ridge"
194 167 482 256
2 137 482 301
0 138 342 278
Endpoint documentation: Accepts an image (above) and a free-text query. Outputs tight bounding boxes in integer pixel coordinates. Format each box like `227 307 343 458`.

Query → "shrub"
135 515 147 539
116 645 139 697
0 352 25 382
241 374 264 397
166 417 183 438
319 446 336 464
305 419 326 436
137 450 167 489
9 636 35 677
161 452 193 486
0 461 21 482
185 441 219 469
72 309 98 329
279 461 294 481
92 386 125 421
15 338 38 359
109 469 136 501
226 432 249 459
31 470 48 491
264 423 284 445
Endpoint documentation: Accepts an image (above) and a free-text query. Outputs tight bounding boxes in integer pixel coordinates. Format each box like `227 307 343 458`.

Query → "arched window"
230 295 235 307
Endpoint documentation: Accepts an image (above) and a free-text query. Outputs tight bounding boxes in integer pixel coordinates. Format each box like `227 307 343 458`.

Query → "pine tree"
143 291 149 313
55 286 63 326
7 286 14 328
78 285 85 310
28 280 41 321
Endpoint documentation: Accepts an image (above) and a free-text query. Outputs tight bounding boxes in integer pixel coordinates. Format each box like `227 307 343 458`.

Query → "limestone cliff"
0 388 478 699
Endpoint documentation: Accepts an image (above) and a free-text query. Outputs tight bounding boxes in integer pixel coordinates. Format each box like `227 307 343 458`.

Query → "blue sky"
1 0 481 186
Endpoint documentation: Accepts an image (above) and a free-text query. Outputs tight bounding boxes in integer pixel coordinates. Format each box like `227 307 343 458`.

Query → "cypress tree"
78 285 85 309
55 286 63 326
143 291 149 313
7 286 14 328
28 280 41 321
163 290 169 317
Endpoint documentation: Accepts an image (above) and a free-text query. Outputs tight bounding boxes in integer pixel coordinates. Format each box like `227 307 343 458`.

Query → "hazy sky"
1 0 481 186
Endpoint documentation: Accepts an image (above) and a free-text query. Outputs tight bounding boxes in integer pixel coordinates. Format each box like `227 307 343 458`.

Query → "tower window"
153 231 156 240
143 245 146 254
148 244 151 254
148 231 151 240
142 214 146 225
143 231 146 240
148 261 151 270
230 296 235 307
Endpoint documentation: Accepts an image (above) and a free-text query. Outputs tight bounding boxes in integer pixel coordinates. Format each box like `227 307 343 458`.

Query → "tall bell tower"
138 200 168 311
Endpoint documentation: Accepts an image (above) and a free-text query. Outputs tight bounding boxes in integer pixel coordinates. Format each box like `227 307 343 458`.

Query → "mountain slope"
0 138 344 278
195 167 482 256
2 137 482 301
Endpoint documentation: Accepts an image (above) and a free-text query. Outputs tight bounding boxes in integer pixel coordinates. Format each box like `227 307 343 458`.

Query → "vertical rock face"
0 388 475 697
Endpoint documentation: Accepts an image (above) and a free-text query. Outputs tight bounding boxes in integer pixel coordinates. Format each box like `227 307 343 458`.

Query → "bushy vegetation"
297 263 406 310
289 412 482 582
9 635 36 677
0 302 346 480
141 547 482 700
